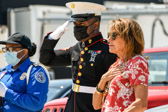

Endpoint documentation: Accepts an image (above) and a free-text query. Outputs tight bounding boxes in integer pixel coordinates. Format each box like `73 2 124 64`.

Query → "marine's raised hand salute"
48 20 70 40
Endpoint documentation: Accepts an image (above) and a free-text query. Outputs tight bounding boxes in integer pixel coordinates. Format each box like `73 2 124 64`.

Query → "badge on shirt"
88 50 102 62
20 72 27 80
35 72 46 83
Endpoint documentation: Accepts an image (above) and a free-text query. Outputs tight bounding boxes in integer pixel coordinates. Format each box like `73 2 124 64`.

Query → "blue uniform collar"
3 64 13 72
18 58 32 72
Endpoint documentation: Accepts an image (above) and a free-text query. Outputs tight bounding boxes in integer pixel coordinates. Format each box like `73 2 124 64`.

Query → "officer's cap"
0 32 32 52
66 2 106 22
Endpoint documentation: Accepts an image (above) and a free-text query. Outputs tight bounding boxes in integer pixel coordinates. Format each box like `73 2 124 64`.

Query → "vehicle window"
44 108 51 112
144 52 168 86
53 108 57 112
59 108 64 112
148 59 167 81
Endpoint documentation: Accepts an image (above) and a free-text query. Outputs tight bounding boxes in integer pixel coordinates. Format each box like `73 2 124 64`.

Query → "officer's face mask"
74 26 89 41
5 49 25 66
74 20 97 41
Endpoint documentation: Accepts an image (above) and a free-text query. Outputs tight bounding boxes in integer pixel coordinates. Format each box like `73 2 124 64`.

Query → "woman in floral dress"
92 18 149 112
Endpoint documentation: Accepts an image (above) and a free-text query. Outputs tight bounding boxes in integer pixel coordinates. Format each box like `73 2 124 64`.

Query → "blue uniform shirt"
0 58 49 112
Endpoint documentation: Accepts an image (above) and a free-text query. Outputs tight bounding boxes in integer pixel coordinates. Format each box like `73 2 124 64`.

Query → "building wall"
0 0 164 25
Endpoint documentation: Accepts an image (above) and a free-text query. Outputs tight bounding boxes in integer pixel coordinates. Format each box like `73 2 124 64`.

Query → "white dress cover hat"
66 2 106 16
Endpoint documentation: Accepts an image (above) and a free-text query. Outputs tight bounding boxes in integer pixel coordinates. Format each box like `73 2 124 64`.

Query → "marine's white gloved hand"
48 21 70 40
0 82 8 97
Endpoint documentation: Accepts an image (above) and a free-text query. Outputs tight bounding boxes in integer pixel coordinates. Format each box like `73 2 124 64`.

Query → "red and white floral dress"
101 55 149 112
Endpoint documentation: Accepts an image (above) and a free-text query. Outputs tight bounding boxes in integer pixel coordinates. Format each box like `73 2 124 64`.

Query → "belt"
72 83 96 94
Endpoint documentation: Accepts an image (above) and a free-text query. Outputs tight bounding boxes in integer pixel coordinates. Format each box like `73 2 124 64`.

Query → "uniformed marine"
0 33 49 112
40 2 117 112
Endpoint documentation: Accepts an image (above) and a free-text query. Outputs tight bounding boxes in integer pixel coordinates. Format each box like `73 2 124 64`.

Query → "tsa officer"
0 33 49 112
40 2 117 112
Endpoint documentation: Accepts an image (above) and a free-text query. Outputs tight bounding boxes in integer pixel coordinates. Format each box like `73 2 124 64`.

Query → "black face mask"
73 20 97 41
74 26 89 41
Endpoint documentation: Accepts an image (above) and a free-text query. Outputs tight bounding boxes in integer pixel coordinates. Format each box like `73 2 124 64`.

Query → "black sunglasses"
2 46 23 53
108 32 120 40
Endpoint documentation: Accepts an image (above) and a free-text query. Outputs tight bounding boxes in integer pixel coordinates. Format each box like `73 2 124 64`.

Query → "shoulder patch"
35 72 46 83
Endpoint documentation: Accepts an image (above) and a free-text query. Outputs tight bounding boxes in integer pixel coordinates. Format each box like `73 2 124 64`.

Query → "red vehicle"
43 47 168 112
43 97 68 112
144 47 168 109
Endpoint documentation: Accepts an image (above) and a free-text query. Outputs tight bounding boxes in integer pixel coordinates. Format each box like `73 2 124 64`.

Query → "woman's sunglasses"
108 32 119 40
